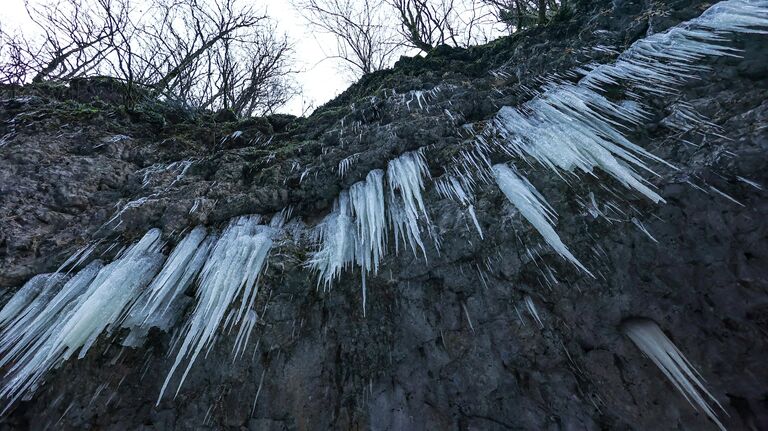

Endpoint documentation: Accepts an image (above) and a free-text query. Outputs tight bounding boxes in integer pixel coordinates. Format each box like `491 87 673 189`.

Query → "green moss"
48 101 108 123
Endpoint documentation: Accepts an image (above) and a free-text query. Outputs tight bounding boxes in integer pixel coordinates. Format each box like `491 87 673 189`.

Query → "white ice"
159 216 276 401
122 226 214 345
492 164 592 275
0 229 164 407
387 150 432 257
623 318 725 431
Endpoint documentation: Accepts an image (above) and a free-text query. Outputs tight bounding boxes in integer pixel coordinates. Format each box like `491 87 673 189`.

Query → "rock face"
0 0 767 430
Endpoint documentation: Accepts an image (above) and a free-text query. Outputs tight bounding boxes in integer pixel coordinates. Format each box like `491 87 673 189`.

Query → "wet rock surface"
0 0 767 429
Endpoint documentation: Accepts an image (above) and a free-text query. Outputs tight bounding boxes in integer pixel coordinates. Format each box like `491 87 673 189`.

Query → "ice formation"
492 164 592 275
309 191 357 289
435 175 484 238
159 215 276 401
0 274 70 373
54 230 164 360
121 226 214 346
0 0 765 419
0 217 280 407
490 1 768 204
476 0 768 272
350 170 387 273
309 170 388 312
435 174 473 205
494 84 667 203
0 274 66 328
523 295 544 328
231 309 259 360
310 151 433 296
338 153 361 178
623 318 725 431
0 229 165 408
309 0 768 294
350 170 387 312
387 150 432 257
581 0 768 94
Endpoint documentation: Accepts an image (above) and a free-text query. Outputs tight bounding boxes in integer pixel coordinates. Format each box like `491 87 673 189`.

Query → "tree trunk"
538 0 547 25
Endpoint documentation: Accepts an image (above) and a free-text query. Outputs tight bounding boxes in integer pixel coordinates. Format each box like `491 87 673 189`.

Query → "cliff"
0 0 767 429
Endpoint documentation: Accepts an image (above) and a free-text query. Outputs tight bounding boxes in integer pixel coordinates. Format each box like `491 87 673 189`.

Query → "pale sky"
0 0 351 116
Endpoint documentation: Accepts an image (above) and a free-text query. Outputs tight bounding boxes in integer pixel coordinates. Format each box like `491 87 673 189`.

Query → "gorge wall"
0 0 767 430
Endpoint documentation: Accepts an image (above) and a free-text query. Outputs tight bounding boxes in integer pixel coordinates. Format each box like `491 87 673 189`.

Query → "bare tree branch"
291 0 401 77
1 0 296 116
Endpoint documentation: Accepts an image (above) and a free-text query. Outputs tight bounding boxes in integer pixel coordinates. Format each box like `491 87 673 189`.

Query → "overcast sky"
0 0 351 116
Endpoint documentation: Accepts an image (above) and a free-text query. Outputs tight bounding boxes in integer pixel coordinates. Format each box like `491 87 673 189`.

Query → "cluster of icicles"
0 214 283 410
0 0 766 427
309 150 441 314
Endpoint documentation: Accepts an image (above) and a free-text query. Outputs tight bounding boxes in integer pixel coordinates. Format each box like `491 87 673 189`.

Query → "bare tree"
388 0 456 51
292 0 401 77
0 30 38 85
388 0 500 51
0 0 135 85
146 0 266 94
0 0 297 116
140 0 294 115
205 23 295 116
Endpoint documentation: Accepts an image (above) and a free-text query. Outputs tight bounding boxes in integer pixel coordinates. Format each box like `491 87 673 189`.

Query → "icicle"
492 164 593 276
622 318 725 431
490 1 768 205
461 302 476 334
308 192 356 289
436 175 470 203
309 170 387 314
514 304 526 326
56 229 164 360
0 274 66 328
736 176 763 190
708 185 745 207
436 175 483 238
350 169 387 278
467 205 484 239
121 226 214 346
387 151 432 257
52 242 98 276
251 368 267 415
269 208 292 229
338 153 361 178
0 261 103 367
583 1 768 95
159 216 276 402
232 309 258 360
494 85 666 203
631 218 659 243
0 229 164 408
523 295 544 328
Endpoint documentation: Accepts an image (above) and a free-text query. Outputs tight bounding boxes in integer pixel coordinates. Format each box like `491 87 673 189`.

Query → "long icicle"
622 318 726 431
492 163 593 276
159 216 276 402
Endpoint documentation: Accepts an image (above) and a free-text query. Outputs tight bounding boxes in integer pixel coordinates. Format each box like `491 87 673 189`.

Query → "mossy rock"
265 114 298 134
214 108 238 123
236 116 274 136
